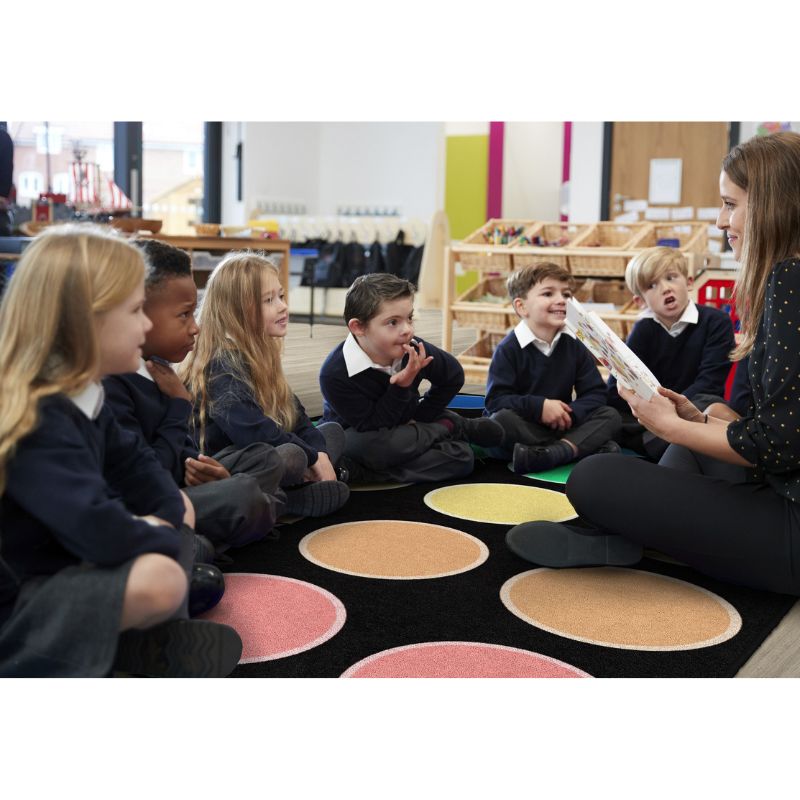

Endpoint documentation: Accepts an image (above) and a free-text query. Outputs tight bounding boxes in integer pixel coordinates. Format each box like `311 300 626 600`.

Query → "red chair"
696 278 738 399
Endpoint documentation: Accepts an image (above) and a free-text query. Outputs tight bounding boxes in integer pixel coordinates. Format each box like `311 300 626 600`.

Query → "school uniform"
319 334 473 483
201 354 344 470
104 362 284 549
484 321 620 458
607 302 735 458
0 385 190 676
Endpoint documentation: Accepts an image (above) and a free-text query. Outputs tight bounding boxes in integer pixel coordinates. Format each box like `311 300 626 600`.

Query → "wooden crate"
451 276 516 333
455 218 535 271
633 221 708 254
568 221 653 276
511 222 592 270
457 332 507 385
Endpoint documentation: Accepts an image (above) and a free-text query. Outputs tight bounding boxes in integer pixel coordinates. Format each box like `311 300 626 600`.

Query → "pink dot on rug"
199 573 346 663
340 641 590 678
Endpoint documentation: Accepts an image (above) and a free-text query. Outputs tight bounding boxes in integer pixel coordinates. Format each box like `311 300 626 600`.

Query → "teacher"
507 131 800 596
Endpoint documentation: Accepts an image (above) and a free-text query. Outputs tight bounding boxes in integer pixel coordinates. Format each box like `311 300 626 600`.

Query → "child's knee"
128 554 187 618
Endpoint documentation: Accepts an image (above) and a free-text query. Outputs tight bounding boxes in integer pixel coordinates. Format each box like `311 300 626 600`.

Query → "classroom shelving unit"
442 218 715 384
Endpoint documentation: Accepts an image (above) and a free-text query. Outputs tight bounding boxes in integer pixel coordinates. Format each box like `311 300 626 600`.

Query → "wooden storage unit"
455 218 531 272
567 221 652 276
457 333 507 385
511 221 593 270
633 221 708 254
451 276 516 334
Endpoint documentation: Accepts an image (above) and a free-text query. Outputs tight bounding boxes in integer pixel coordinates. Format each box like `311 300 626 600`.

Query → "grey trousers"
344 422 474 483
488 406 621 460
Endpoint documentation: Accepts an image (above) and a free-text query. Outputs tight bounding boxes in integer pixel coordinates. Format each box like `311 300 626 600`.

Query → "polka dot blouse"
728 258 800 503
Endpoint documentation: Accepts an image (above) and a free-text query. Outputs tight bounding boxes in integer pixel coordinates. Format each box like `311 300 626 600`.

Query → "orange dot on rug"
299 520 488 579
501 568 742 651
424 483 576 525
341 641 591 678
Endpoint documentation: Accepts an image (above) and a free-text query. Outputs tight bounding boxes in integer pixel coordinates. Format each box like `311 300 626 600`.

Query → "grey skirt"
0 560 134 677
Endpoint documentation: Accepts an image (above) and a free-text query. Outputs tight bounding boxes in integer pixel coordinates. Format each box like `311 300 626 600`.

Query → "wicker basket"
455 218 534 272
511 222 592 270
568 222 653 276
193 223 222 237
451 276 516 333
633 222 708 254
457 332 507 385
592 279 632 307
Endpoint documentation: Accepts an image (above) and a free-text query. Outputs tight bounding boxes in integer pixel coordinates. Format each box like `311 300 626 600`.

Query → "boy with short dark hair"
104 239 303 553
485 261 621 474
319 273 503 483
608 246 735 459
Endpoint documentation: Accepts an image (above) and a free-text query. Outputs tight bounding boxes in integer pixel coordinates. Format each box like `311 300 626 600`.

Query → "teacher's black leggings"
565 448 800 595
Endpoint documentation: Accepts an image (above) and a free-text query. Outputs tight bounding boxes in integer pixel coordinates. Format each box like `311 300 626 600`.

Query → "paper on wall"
648 158 683 204
644 206 672 220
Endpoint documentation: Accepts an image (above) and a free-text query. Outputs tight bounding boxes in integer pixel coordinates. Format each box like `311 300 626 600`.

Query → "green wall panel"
445 134 488 240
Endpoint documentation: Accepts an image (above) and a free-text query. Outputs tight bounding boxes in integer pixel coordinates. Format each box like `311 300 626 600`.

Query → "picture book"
565 298 660 400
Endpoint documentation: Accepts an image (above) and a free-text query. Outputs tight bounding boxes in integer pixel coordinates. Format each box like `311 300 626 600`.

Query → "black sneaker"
113 619 243 678
596 440 622 455
506 521 643 568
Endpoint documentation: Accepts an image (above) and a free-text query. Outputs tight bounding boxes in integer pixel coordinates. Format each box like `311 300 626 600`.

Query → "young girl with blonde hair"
0 224 241 677
181 252 349 517
508 132 800 596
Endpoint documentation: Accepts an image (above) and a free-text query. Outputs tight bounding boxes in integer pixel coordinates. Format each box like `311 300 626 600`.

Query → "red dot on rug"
340 641 590 678
199 573 346 663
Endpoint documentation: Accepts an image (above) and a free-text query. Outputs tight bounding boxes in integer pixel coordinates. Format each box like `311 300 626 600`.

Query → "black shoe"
113 619 242 678
189 563 225 617
456 416 504 447
512 441 573 474
337 456 380 485
193 533 217 565
596 440 622 455
285 480 350 517
506 521 643 567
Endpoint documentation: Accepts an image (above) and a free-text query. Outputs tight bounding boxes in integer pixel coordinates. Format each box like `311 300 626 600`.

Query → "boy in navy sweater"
319 273 503 483
104 240 301 552
485 262 621 474
608 246 735 459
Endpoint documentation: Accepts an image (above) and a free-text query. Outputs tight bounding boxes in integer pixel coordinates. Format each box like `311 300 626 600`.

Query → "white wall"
568 121 604 223
502 122 563 219
316 122 442 219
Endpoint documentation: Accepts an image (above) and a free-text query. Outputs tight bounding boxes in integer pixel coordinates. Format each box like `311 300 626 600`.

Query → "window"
142 121 204 235
17 171 43 201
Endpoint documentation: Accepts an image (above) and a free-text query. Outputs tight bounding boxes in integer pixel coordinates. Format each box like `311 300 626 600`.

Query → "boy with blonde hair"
485 262 621 474
608 246 735 459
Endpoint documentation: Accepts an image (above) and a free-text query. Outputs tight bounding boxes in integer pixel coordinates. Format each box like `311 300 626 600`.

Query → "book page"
565 298 660 400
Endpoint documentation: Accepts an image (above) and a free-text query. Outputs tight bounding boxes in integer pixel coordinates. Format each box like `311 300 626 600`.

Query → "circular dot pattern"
299 520 488 579
501 568 742 651
199 573 346 663
424 483 577 525
341 641 591 678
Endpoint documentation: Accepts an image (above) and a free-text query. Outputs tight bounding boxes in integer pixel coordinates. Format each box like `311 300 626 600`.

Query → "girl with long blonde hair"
507 131 800 596
0 224 240 676
180 252 349 517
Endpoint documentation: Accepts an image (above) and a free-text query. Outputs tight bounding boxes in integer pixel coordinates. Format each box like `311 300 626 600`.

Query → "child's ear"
633 295 647 310
511 297 525 317
347 318 366 337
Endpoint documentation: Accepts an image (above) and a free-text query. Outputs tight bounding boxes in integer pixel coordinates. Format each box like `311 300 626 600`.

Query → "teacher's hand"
619 385 681 441
657 387 705 423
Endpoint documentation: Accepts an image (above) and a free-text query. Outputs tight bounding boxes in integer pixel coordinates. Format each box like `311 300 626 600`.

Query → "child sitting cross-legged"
103 240 299 556
485 261 622 474
608 246 736 460
319 273 504 484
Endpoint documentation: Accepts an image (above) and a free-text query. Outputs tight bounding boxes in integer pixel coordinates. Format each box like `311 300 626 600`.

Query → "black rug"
219 458 795 678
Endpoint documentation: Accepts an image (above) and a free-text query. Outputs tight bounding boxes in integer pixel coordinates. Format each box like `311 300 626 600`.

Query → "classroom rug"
200 458 796 678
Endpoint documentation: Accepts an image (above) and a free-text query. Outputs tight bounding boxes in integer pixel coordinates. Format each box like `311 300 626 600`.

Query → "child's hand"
389 340 433 388
184 454 231 485
146 359 192 402
304 451 337 482
657 387 704 423
540 399 573 430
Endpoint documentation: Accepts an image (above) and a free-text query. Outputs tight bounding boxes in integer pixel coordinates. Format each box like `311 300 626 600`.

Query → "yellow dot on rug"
299 520 488 579
423 483 576 525
500 568 742 651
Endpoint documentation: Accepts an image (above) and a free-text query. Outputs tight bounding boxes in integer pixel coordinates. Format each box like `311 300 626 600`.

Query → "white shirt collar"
70 382 105 420
640 301 699 337
513 319 574 357
136 358 154 382
342 332 404 377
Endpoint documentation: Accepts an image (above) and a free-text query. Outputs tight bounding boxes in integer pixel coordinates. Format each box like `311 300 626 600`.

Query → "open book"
565 297 660 400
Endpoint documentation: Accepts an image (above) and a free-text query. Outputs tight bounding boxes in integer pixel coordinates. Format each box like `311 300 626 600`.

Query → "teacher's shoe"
506 521 643 568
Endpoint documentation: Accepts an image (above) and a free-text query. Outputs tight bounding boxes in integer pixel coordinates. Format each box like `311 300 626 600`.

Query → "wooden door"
609 122 731 217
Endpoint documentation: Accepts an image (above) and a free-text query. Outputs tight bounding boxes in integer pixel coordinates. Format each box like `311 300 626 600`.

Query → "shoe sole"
114 620 243 678
506 522 643 568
